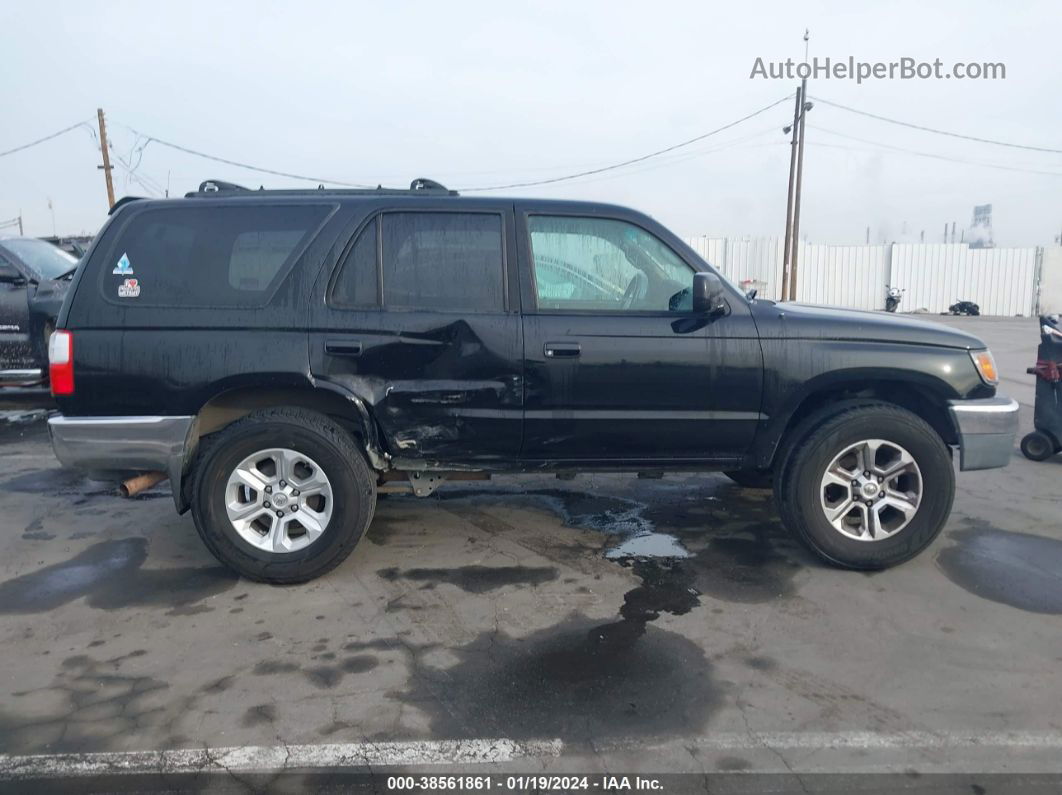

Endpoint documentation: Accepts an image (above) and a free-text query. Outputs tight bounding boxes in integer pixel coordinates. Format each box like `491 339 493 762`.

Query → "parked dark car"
46 180 1018 583
0 237 77 384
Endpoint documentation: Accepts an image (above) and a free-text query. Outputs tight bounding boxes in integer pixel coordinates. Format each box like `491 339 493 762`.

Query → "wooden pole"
788 77 808 303
780 87 803 301
97 108 115 209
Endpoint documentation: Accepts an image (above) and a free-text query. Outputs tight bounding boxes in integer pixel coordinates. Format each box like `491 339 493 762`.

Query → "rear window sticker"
112 252 134 275
118 278 140 298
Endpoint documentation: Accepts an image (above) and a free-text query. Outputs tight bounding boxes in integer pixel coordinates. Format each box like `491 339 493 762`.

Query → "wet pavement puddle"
936 520 1062 614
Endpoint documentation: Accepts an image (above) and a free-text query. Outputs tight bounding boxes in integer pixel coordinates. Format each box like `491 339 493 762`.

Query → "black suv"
47 180 1018 583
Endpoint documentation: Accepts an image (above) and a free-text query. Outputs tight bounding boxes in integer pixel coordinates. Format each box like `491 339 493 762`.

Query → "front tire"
190 407 376 584
775 403 954 570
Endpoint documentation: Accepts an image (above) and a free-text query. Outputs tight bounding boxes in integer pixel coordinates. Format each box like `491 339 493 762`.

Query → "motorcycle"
885 285 905 313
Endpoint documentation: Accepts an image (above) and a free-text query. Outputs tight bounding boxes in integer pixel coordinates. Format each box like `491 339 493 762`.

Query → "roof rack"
186 177 459 198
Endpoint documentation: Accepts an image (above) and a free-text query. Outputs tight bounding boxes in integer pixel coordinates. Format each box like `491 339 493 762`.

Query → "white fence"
683 237 1044 316
1041 247 1062 315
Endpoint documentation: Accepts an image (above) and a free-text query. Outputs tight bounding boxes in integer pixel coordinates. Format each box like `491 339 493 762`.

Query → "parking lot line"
5 732 1062 779
684 730 1062 751
0 739 565 780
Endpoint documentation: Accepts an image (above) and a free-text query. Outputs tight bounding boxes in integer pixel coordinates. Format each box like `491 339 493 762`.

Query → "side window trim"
523 212 697 316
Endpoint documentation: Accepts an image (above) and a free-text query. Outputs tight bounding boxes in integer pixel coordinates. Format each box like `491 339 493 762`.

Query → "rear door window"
103 204 331 307
380 212 504 312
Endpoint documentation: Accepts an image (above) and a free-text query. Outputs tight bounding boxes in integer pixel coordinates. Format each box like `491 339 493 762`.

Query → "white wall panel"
684 236 1039 316
891 244 1037 316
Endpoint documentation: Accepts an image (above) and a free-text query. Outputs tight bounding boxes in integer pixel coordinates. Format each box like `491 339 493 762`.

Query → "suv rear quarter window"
100 204 332 308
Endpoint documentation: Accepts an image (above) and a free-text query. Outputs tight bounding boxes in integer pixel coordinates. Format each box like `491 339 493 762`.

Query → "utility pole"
781 30 813 301
17 212 23 236
950 221 956 244
787 75 809 303
97 108 115 209
943 223 948 243
780 88 803 301
866 226 870 244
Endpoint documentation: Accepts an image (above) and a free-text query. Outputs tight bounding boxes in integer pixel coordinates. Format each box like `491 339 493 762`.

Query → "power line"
111 150 165 197
458 94 795 191
810 96 1062 155
114 98 792 194
118 125 376 188
499 126 784 191
809 125 1062 177
0 120 93 159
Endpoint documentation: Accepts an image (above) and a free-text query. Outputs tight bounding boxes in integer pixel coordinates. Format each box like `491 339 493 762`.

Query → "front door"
309 204 523 463
0 254 33 371
517 207 763 463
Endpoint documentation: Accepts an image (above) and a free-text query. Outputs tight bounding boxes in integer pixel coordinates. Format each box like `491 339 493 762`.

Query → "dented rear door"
309 200 523 463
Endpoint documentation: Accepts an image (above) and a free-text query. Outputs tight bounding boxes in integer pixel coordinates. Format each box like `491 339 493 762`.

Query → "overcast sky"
2 0 1059 245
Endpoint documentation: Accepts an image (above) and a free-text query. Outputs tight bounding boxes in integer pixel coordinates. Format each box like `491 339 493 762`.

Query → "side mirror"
0 264 27 287
691 272 726 315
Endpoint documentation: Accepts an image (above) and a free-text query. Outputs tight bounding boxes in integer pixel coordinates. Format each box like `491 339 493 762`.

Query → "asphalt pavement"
0 315 1060 791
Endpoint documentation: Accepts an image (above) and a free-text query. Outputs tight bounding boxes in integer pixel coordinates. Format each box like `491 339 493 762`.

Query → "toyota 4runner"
46 179 1019 583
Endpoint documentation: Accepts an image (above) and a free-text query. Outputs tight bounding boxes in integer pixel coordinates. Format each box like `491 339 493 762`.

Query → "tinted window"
105 204 330 307
381 212 504 312
331 218 379 307
529 216 693 312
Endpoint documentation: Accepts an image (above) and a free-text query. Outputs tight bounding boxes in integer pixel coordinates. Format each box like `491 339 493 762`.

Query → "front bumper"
948 396 1020 471
48 415 195 509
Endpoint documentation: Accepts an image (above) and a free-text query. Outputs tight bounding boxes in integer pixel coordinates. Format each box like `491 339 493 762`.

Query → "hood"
754 302 986 350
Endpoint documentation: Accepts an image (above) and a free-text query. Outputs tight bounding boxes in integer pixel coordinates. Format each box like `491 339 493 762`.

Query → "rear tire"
1020 431 1055 462
190 407 376 584
775 403 954 570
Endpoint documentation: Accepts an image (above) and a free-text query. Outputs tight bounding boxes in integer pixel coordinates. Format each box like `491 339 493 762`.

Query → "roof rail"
185 177 459 198
198 179 251 193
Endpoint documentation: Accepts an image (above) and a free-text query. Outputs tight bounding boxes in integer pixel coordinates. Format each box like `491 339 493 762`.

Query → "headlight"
970 349 999 386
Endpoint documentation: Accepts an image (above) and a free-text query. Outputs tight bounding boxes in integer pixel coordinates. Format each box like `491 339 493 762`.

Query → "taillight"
49 330 74 396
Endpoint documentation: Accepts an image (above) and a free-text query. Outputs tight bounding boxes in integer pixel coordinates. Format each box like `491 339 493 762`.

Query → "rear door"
309 202 523 462
516 205 763 462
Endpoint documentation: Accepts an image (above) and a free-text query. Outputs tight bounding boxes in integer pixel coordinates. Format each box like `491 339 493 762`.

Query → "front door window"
528 216 694 312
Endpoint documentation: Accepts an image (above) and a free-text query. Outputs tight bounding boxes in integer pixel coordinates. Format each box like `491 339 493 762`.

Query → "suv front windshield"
1 238 78 280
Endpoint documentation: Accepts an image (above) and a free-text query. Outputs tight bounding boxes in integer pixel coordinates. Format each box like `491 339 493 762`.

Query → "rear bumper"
948 396 1020 471
0 368 44 386
48 415 194 508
